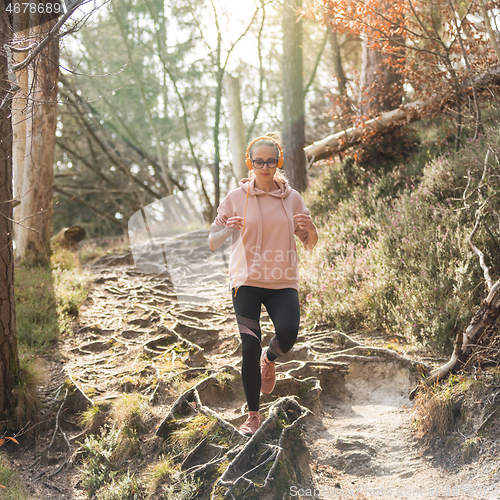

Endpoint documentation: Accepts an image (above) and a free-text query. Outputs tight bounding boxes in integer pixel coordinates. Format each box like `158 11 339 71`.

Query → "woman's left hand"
293 214 314 232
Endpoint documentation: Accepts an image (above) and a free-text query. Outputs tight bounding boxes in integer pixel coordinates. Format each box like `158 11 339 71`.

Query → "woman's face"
250 145 279 182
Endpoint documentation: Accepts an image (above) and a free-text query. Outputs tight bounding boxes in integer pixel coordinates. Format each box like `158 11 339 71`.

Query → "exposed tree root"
37 388 76 478
261 376 322 413
156 371 246 439
41 258 449 499
326 346 432 374
192 389 245 438
280 360 349 400
64 374 93 412
210 397 312 500
154 373 314 498
296 329 360 350
48 389 71 454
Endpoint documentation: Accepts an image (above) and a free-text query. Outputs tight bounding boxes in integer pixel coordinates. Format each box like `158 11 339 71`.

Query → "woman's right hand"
226 216 244 231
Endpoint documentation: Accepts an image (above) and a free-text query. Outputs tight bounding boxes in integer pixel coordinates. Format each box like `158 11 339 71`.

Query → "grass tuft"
112 393 150 434
81 404 107 435
95 471 141 500
169 414 217 451
0 455 31 500
143 455 176 495
11 353 41 428
413 384 453 439
51 247 80 271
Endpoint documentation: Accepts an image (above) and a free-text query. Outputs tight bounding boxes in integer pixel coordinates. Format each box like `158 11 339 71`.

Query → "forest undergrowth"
300 120 500 349
300 117 500 463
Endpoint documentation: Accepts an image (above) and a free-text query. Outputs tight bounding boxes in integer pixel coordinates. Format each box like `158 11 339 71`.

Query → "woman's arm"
208 216 244 250
293 214 318 251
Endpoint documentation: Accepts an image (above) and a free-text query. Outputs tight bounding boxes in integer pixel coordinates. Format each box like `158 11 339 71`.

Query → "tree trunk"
224 74 247 182
480 0 500 63
282 0 307 193
213 33 222 216
0 6 20 417
359 4 404 116
330 31 347 95
16 16 59 267
12 4 29 241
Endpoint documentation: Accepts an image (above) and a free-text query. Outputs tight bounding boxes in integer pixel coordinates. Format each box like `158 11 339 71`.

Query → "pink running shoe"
240 411 261 436
261 347 276 394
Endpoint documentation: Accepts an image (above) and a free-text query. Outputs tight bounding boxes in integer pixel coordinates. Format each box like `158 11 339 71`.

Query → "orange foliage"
0 437 19 446
306 0 498 105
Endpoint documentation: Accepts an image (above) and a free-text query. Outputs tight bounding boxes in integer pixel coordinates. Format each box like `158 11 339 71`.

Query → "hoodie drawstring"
233 177 293 294
281 198 296 266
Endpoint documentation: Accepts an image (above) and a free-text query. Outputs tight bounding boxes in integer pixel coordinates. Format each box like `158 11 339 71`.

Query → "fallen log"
410 279 500 400
305 98 433 162
305 66 500 163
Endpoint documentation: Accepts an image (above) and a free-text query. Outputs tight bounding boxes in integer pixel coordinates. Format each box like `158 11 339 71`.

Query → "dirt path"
303 362 499 499
9 242 500 500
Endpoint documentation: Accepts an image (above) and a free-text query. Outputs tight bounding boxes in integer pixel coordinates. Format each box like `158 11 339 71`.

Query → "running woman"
208 134 318 436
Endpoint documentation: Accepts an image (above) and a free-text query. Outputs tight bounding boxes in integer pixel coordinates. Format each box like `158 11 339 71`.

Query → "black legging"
232 285 300 412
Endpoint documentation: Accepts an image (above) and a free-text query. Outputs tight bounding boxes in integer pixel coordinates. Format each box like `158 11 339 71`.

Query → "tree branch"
53 185 128 230
303 28 328 97
10 0 86 73
468 149 493 291
246 0 266 140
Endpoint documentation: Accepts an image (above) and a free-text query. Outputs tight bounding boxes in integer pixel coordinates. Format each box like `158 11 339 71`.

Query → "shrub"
300 126 500 348
80 427 121 497
95 471 141 500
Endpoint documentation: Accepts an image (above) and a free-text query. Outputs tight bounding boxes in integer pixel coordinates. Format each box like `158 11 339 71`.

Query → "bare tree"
224 74 247 182
282 0 307 192
12 3 30 234
16 14 59 267
0 3 20 417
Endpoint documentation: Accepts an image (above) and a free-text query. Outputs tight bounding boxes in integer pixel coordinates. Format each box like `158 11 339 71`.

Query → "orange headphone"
245 136 284 170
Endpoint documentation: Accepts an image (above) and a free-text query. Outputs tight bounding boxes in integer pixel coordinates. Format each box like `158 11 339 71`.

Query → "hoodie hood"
239 177 291 198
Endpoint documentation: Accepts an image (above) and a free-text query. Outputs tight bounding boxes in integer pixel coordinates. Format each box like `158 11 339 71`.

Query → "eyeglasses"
251 158 279 169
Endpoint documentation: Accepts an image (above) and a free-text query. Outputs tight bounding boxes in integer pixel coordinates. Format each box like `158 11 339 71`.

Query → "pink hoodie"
210 177 312 291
